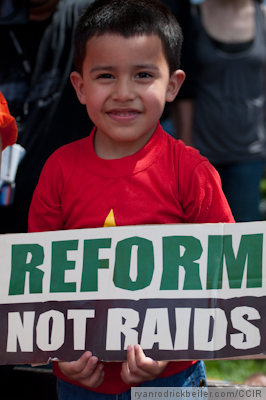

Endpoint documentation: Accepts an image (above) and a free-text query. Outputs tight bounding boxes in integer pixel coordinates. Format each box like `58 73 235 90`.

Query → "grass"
205 360 266 384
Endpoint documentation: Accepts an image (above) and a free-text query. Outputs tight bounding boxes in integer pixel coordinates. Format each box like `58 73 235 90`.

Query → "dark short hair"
74 0 183 74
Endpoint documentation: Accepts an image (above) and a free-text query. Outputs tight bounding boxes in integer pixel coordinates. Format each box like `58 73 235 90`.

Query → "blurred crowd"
171 0 266 223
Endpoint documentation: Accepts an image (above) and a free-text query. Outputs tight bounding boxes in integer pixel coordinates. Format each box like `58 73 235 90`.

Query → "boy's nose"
112 78 136 102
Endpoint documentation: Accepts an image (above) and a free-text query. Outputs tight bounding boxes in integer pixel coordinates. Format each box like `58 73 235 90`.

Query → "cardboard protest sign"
0 221 266 364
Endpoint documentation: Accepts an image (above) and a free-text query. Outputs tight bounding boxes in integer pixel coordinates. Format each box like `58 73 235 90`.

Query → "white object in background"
0 144 26 187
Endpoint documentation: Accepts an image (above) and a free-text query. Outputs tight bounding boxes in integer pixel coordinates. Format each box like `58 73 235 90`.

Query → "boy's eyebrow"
134 63 160 71
90 66 114 72
90 63 160 72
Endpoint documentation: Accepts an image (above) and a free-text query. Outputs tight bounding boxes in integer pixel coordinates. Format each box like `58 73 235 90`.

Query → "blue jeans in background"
214 160 265 222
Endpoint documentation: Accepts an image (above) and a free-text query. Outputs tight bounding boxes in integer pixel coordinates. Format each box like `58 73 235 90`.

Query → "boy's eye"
97 73 114 79
135 72 152 79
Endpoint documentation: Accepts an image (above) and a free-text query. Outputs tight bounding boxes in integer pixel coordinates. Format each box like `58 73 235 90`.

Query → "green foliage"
205 360 266 384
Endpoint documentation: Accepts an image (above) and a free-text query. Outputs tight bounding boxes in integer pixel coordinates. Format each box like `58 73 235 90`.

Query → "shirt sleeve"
0 92 17 150
178 148 235 224
28 150 67 233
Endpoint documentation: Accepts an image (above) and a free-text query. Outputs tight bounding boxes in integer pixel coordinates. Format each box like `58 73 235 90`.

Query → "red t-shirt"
28 123 234 394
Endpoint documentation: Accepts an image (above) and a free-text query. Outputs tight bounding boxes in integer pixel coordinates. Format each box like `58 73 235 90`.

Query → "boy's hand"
58 351 104 388
121 344 168 385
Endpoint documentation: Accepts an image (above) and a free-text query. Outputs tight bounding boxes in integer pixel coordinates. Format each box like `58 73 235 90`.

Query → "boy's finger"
78 355 100 379
126 345 137 370
134 345 155 372
134 344 146 363
80 362 105 388
59 351 93 377
120 346 137 383
126 345 152 378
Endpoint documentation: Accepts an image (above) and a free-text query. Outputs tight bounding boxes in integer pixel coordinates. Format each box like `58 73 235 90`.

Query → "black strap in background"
8 30 32 75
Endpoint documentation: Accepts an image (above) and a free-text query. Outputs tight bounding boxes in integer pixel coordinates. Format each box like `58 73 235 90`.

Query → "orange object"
0 92 18 150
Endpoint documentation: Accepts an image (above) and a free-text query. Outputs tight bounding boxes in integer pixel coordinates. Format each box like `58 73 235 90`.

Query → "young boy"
28 0 234 398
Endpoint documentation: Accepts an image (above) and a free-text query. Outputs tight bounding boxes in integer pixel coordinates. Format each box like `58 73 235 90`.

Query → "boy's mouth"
107 109 141 120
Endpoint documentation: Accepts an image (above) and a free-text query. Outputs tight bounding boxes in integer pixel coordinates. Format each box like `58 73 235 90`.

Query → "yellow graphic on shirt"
104 209 116 227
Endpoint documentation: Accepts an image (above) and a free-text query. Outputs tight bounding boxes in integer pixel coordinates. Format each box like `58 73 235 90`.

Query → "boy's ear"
70 71 87 105
166 70 185 102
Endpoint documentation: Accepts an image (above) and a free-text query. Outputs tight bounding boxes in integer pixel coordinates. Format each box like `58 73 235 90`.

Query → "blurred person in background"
176 0 266 222
159 0 193 137
0 91 17 160
0 0 94 233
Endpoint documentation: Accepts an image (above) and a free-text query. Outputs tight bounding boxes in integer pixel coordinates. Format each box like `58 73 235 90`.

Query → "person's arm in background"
171 3 197 146
0 92 18 172
159 0 196 145
0 92 17 149
170 99 194 146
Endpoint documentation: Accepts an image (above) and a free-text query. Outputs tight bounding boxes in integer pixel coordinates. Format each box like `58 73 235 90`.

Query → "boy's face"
71 33 184 159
